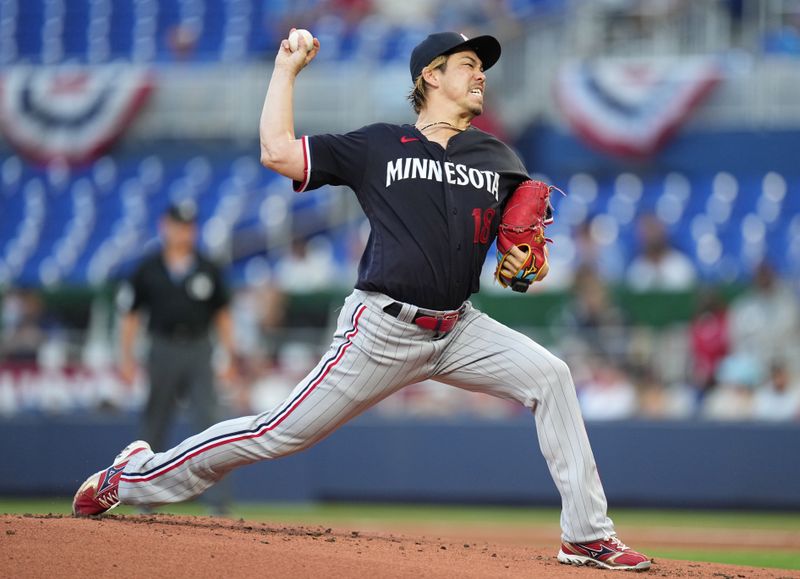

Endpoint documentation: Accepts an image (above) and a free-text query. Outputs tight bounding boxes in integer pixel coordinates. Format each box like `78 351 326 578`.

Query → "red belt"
382 302 466 333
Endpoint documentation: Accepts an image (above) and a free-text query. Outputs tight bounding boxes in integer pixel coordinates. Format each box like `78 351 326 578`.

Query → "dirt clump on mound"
2 514 797 578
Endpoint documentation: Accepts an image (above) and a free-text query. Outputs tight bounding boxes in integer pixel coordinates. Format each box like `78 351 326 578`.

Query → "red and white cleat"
558 536 651 571
72 440 151 517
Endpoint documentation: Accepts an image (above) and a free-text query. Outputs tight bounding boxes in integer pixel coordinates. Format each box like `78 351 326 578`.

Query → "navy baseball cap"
165 199 198 223
410 32 501 82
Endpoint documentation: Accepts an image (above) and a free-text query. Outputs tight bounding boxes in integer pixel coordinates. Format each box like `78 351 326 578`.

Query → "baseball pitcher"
74 29 651 571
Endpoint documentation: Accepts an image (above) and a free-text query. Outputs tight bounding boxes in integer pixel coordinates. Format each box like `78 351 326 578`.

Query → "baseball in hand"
288 29 313 54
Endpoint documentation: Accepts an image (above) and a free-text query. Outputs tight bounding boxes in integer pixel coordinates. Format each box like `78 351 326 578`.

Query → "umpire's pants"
144 334 229 512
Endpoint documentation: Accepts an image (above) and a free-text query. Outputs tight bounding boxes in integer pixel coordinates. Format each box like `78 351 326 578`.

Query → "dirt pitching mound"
2 514 797 578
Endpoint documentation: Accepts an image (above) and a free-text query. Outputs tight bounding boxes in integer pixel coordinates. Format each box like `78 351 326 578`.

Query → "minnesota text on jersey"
385 157 500 201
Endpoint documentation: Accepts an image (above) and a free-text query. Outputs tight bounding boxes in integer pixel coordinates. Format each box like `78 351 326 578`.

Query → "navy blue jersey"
294 123 530 310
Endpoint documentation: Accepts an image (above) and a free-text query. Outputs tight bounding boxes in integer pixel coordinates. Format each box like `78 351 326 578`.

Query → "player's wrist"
272 60 302 79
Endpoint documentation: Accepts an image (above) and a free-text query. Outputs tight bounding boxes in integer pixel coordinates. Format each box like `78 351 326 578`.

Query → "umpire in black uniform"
117 200 239 512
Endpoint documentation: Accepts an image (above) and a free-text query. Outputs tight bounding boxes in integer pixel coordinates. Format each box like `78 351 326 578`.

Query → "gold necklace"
417 121 468 132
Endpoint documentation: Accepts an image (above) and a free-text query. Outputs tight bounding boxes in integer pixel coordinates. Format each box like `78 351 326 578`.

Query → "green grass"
2 499 799 527
6 499 798 529
0 498 562 524
2 499 799 570
647 549 800 571
610 508 800 531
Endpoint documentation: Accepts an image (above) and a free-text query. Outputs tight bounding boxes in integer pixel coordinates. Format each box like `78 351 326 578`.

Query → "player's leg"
116 291 435 508
433 306 615 544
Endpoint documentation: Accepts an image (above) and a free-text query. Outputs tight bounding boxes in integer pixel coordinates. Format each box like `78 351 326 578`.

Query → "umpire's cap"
165 199 198 223
410 32 501 82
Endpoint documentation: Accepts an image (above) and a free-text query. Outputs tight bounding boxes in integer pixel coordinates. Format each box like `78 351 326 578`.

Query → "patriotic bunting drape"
555 57 721 158
0 64 153 166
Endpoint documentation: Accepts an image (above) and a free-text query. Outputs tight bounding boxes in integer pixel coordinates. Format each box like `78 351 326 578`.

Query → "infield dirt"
2 514 798 578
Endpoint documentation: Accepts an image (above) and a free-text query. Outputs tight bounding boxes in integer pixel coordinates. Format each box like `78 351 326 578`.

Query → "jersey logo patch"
400 136 419 143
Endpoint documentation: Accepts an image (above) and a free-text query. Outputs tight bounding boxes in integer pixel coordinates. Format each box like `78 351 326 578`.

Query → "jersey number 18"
472 208 496 244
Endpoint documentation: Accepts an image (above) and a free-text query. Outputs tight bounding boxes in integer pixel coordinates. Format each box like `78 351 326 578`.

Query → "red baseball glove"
495 180 556 292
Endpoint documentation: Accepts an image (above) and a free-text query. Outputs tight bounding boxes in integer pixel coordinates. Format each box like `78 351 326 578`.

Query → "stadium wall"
2 417 798 509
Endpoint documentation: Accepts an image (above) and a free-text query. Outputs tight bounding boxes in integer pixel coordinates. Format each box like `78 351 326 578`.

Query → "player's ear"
422 65 441 89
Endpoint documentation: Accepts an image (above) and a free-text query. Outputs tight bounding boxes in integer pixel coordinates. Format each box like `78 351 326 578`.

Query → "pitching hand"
275 28 320 75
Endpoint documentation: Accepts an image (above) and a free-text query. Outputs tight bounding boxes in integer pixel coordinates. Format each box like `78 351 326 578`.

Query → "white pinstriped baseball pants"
120 289 615 542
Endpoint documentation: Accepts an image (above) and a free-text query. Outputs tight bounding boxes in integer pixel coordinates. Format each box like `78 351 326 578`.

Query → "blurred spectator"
167 24 200 60
285 0 376 52
688 287 729 392
625 212 697 291
723 0 745 29
561 265 628 358
435 0 519 38
274 236 338 293
728 260 800 376
762 6 800 56
262 0 322 51
249 341 318 413
753 361 800 422
33 337 72 413
573 218 626 283
373 0 434 27
588 0 693 53
701 353 760 421
636 365 696 420
231 280 287 378
1 288 48 363
575 358 638 420
324 0 374 30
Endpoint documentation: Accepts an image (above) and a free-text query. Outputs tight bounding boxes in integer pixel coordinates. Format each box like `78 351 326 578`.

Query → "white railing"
124 25 800 141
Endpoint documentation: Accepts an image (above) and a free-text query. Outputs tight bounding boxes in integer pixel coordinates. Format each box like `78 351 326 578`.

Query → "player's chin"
468 103 483 117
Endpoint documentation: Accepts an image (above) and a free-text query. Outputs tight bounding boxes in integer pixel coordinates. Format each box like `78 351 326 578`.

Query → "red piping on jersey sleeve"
293 135 311 192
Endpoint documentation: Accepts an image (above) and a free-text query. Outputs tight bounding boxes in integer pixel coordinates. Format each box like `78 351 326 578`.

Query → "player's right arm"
259 30 320 182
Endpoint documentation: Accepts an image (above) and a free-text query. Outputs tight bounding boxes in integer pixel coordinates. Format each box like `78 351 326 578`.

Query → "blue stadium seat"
109 0 137 61
15 0 44 62
62 0 89 61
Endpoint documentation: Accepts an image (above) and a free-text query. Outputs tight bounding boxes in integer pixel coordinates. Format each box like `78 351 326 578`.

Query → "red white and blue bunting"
0 64 153 165
555 57 721 158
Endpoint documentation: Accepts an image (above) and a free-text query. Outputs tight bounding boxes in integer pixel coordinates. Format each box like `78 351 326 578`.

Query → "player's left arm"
495 178 555 292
